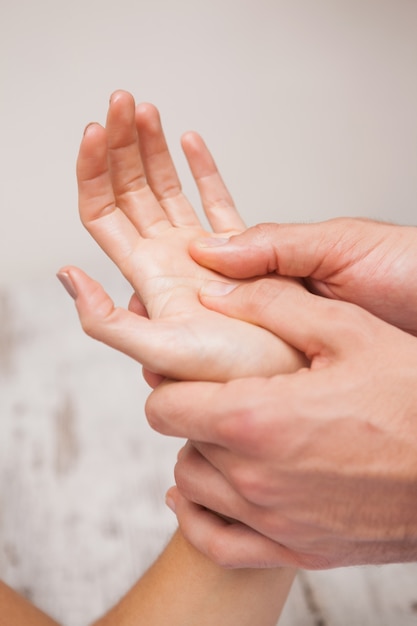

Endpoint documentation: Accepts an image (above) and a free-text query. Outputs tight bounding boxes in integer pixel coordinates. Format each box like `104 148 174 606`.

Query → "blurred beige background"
1 0 416 288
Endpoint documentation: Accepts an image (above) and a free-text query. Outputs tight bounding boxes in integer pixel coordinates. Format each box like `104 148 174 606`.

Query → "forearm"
92 529 295 626
0 581 60 626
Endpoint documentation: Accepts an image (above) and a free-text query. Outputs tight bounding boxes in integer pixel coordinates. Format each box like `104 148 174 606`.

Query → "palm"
124 227 213 317
76 92 304 381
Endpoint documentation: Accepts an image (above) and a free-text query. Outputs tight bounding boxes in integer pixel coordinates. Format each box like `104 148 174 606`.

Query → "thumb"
56 266 172 371
199 275 362 359
189 222 330 280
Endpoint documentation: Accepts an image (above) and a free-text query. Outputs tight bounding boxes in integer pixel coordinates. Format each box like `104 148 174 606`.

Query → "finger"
174 441 309 540
189 221 334 279
77 122 140 263
129 288 166 389
181 131 246 233
176 442 311 531
57 266 184 375
199 276 368 358
168 488 300 569
146 374 309 445
135 102 201 228
142 367 165 389
174 442 249 518
106 91 172 236
128 292 148 317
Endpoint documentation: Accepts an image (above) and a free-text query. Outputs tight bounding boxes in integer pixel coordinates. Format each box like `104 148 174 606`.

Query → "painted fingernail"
200 281 238 297
196 236 230 248
57 271 77 299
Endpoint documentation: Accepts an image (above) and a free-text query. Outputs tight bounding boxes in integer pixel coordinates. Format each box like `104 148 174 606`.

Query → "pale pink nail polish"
57 271 77 299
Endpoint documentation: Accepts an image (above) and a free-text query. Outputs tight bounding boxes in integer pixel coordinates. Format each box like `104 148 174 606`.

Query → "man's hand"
147 277 417 569
59 91 305 381
189 218 417 335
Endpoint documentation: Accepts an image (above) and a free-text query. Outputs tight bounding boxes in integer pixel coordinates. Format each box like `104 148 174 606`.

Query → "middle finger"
106 90 172 237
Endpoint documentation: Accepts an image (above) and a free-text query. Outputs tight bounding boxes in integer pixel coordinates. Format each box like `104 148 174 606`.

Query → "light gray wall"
1 0 416 286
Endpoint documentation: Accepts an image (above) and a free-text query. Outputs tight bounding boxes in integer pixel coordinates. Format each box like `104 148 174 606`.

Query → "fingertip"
58 267 111 316
57 268 78 300
83 121 101 137
109 89 134 105
181 130 203 150
135 101 161 127
77 123 107 180
165 486 179 514
128 293 148 317
142 367 165 389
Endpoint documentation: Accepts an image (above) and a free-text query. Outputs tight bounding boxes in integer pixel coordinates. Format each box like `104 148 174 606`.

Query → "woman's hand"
59 91 306 381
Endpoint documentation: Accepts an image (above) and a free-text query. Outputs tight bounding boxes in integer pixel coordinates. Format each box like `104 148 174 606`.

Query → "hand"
147 277 417 569
188 218 417 335
59 91 305 381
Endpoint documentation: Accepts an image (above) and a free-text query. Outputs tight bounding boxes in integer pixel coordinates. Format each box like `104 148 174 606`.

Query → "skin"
55 90 302 624
62 90 306 383
0 582 60 626
61 93 417 573
146 223 417 570
91 530 295 626
188 218 417 335
0 534 295 626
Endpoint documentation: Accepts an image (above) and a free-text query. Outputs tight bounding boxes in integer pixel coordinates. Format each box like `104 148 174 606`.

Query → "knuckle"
250 222 280 243
215 398 265 450
77 284 116 338
249 222 284 273
230 473 252 501
243 276 306 323
228 462 277 507
79 311 100 338
231 467 263 503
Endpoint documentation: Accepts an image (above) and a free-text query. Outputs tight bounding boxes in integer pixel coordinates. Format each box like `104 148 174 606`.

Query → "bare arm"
0 582 60 626
58 91 303 625
92 530 295 626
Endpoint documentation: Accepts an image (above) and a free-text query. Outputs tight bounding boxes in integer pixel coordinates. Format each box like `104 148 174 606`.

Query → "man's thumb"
189 222 328 279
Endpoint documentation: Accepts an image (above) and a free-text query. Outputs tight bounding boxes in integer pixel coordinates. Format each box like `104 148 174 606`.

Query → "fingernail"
57 271 77 299
83 122 96 136
196 236 230 248
165 490 177 514
200 281 238 297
